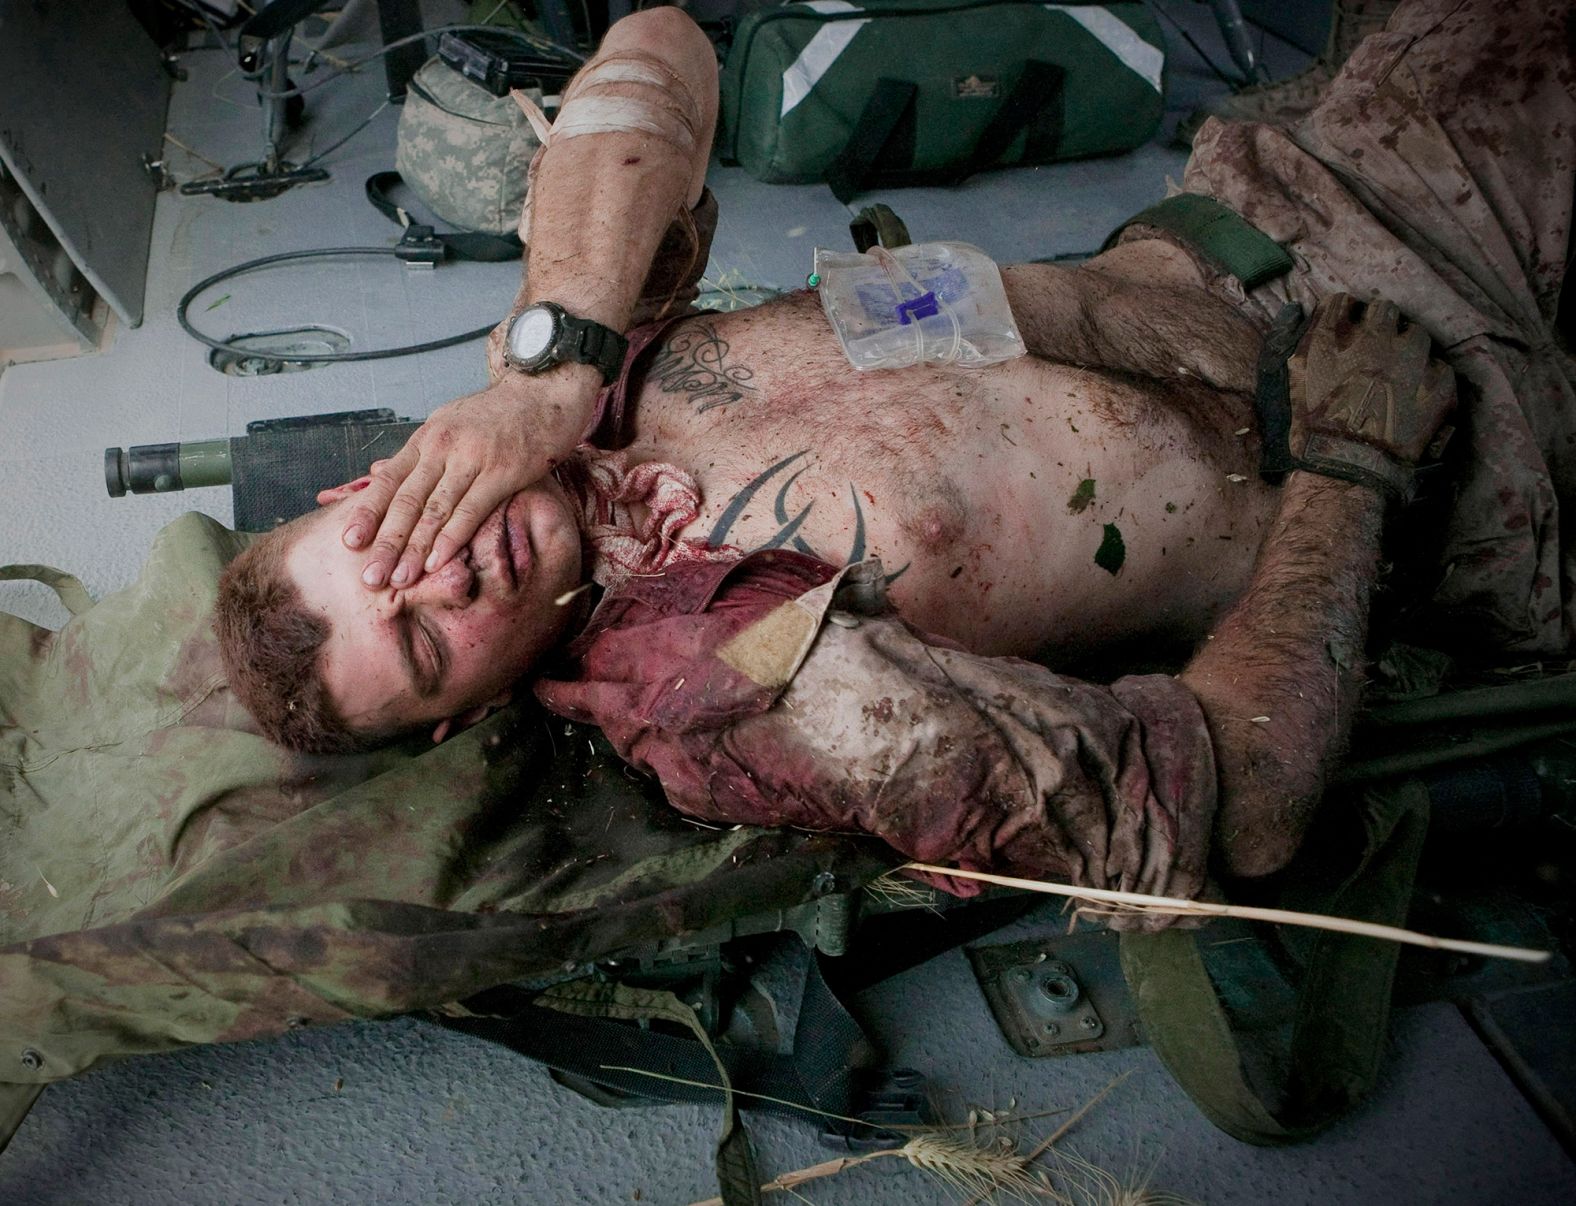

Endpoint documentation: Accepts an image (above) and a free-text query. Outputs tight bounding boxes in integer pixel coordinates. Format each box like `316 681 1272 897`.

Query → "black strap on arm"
1254 301 1308 483
365 170 524 263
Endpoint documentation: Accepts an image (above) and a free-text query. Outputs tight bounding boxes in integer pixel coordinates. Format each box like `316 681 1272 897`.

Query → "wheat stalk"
864 869 945 913
902 863 1551 963
687 1134 1057 1206
1048 1147 1197 1206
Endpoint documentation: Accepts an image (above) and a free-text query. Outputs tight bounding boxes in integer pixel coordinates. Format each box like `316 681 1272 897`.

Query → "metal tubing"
178 440 234 489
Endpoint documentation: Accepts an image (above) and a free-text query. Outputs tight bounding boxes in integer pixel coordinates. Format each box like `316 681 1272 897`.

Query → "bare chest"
621 297 1274 658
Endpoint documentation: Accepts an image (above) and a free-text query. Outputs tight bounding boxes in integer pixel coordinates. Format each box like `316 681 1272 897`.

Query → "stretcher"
4 499 1573 1200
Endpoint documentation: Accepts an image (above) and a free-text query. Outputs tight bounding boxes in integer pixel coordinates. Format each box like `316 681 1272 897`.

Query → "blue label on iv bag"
852 266 968 327
895 292 939 325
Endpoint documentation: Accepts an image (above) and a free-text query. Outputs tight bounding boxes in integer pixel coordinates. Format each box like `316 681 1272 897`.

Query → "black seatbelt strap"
364 171 523 263
434 952 882 1206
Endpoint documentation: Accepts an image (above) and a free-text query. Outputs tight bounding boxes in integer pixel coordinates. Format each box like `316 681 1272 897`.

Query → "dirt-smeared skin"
618 288 1277 661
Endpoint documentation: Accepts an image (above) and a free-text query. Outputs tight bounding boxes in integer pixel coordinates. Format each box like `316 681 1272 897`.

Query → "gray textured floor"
2 2 1573 1203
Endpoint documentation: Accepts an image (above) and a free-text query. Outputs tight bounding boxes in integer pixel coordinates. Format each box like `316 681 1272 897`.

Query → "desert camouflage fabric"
0 514 889 1143
395 56 541 236
1125 0 1576 654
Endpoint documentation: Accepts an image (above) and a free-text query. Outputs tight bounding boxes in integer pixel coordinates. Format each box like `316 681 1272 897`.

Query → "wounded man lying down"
217 0 1572 906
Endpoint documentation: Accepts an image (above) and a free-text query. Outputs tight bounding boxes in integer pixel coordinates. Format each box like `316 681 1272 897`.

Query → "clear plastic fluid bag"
814 241 1026 371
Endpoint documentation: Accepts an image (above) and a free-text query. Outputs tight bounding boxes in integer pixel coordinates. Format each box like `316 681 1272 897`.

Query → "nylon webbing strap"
1119 780 1431 1144
1105 193 1294 289
827 78 917 205
438 953 873 1121
534 982 762 1206
960 60 1064 181
434 952 876 1201
827 64 1065 204
364 171 524 262
1254 301 1308 483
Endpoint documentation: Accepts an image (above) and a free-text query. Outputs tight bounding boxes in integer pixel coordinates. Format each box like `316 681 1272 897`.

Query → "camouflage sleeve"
540 570 1220 911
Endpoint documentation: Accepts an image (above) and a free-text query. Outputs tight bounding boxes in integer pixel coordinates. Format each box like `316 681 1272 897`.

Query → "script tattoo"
708 450 909 583
648 323 758 413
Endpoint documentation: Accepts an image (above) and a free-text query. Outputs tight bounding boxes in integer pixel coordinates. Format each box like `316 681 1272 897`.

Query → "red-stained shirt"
535 551 1219 908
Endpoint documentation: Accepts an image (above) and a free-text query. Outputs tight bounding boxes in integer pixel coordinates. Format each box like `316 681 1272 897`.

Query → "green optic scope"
104 440 231 496
104 408 420 531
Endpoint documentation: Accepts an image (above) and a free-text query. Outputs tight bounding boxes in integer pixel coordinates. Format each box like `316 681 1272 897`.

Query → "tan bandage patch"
565 53 701 123
513 51 701 153
570 61 677 94
717 601 823 690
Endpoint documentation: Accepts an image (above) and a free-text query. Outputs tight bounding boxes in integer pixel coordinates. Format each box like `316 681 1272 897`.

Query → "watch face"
508 306 558 365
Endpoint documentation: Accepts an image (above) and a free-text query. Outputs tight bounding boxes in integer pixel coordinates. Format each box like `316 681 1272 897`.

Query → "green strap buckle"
1105 193 1295 290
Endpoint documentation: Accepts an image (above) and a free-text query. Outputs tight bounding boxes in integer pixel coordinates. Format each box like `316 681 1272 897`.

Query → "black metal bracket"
179 164 330 202
394 223 446 268
820 1068 935 1151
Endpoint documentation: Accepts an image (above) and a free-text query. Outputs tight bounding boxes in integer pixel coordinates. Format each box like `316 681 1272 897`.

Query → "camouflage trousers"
1139 0 1576 655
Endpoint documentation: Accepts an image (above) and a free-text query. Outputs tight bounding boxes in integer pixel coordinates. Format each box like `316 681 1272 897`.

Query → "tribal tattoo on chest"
648 323 758 413
707 450 909 582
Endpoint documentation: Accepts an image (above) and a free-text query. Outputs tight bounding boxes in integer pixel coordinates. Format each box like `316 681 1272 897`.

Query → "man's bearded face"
283 480 584 737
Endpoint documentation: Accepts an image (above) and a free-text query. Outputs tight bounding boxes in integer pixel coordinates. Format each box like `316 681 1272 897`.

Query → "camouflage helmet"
395 57 541 238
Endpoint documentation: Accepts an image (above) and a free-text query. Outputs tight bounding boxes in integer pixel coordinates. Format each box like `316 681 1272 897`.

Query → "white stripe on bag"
781 2 871 119
1046 5 1164 93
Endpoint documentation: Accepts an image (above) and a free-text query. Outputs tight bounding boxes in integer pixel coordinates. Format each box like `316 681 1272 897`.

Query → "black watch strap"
557 311 629 385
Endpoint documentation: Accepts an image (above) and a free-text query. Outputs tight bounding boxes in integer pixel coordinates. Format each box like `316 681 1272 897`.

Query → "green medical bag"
719 0 1167 199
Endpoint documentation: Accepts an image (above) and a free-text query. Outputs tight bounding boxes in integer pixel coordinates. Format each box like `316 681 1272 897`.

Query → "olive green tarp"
0 513 892 1149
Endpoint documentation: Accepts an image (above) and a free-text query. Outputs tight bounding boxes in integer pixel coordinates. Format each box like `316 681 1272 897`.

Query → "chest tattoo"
708 449 909 583
648 323 758 413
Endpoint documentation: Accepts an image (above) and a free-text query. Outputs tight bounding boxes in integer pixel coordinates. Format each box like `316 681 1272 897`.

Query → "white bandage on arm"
512 53 701 152
550 96 695 149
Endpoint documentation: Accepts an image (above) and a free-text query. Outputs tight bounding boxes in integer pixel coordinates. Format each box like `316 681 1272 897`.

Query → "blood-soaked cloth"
536 554 1218 908
553 449 740 589
1127 0 1576 654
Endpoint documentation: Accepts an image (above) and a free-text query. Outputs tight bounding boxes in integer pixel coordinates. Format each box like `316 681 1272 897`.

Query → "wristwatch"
502 301 628 383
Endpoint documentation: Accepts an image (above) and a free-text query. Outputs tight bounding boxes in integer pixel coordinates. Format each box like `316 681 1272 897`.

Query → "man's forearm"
1180 472 1385 876
493 8 719 432
520 15 715 327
